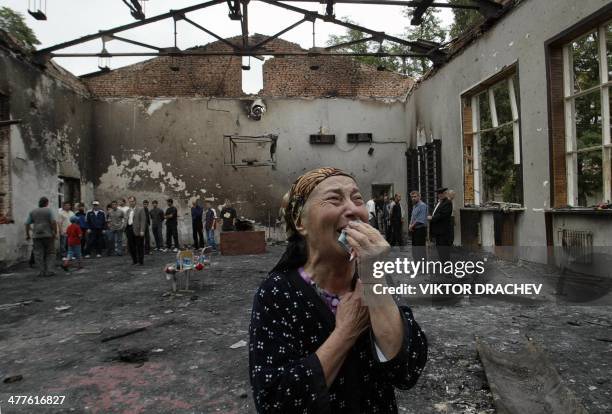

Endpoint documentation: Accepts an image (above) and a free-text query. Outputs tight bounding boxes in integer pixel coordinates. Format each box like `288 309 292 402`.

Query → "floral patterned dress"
249 268 428 413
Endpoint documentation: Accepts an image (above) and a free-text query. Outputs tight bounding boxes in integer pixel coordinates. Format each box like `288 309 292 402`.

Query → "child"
64 215 83 270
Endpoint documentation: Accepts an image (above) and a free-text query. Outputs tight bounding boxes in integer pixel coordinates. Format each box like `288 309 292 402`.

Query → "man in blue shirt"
409 191 428 261
86 201 107 258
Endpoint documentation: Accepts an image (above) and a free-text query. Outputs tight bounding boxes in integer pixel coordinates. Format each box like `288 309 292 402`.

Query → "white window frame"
469 75 521 206
563 21 612 206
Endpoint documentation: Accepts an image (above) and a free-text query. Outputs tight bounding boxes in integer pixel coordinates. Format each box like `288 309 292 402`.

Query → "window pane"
481 124 519 203
574 90 602 150
577 150 603 206
570 30 599 93
492 80 513 124
478 92 492 130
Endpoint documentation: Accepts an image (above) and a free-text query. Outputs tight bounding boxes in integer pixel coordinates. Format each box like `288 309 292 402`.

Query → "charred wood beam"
227 0 242 19
250 17 309 50
470 0 504 19
122 0 145 20
259 0 443 56
0 119 21 127
36 0 225 56
325 0 334 17
241 0 250 49
410 0 434 25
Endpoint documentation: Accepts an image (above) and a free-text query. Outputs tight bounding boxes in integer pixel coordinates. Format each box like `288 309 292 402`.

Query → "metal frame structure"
35 0 506 67
223 134 278 168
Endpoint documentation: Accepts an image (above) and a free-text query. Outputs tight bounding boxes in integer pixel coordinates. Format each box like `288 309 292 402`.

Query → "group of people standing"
364 188 455 261
189 199 237 249
409 187 455 262
365 193 406 246
25 196 230 277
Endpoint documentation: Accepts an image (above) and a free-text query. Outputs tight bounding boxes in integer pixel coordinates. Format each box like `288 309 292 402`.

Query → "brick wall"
83 34 413 99
83 53 243 97
262 56 413 98
82 35 305 98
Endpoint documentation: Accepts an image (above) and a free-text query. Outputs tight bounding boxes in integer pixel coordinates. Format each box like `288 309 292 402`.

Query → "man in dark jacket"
149 200 165 251
165 199 180 252
142 200 151 254
428 187 453 262
126 196 147 265
191 200 204 248
25 197 57 277
389 193 404 246
86 201 106 258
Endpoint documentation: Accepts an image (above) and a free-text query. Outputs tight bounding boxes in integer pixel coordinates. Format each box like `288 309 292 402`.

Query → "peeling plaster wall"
405 0 611 264
92 97 408 240
0 49 94 267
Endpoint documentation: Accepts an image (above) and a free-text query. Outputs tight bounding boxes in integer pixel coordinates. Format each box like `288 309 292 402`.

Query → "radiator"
559 229 593 264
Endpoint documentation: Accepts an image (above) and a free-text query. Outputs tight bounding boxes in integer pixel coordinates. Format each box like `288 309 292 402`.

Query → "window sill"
461 206 525 213
545 208 612 216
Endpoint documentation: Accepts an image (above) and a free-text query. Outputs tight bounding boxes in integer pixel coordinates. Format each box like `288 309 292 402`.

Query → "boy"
64 215 83 270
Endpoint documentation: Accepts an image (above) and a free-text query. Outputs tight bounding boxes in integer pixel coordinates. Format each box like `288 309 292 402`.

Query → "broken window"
463 70 522 206
0 93 10 223
563 21 612 206
406 140 442 212
223 134 278 169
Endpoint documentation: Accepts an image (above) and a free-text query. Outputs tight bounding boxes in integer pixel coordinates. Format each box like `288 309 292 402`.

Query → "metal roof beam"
259 0 443 56
36 0 225 56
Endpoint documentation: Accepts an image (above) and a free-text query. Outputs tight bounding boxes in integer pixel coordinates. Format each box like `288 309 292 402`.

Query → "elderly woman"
249 168 427 413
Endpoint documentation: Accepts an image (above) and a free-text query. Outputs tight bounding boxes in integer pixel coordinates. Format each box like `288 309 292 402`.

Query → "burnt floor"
0 246 610 414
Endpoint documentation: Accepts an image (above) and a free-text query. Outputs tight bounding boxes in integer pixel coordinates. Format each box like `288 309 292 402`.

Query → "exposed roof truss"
35 0 506 67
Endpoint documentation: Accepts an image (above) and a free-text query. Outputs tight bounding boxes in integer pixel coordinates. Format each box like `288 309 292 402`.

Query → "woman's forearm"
359 258 404 360
368 298 403 359
315 329 353 387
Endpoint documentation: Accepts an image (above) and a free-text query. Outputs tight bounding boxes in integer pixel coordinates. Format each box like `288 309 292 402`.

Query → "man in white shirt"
365 196 378 229
57 201 74 259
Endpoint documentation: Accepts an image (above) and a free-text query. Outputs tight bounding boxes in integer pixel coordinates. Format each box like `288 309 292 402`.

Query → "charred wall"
0 38 95 266
91 97 409 241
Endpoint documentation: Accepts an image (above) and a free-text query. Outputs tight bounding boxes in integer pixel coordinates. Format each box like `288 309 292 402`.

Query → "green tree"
326 19 403 72
448 0 482 39
400 7 447 77
326 9 447 78
0 7 40 51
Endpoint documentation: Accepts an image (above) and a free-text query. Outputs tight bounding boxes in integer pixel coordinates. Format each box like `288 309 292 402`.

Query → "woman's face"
299 175 368 258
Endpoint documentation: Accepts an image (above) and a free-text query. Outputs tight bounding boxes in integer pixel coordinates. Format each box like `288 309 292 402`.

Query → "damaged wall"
405 0 611 264
0 36 95 267
263 56 414 98
91 97 409 241
83 35 307 98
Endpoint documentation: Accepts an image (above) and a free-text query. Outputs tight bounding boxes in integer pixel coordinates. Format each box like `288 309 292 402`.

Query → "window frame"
462 67 522 206
562 21 612 206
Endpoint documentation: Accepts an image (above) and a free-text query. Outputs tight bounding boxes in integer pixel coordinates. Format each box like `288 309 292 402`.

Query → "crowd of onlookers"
25 196 239 277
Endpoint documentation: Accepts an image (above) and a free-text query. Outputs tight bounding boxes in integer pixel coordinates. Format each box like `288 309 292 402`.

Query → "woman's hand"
344 220 390 261
334 279 370 344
